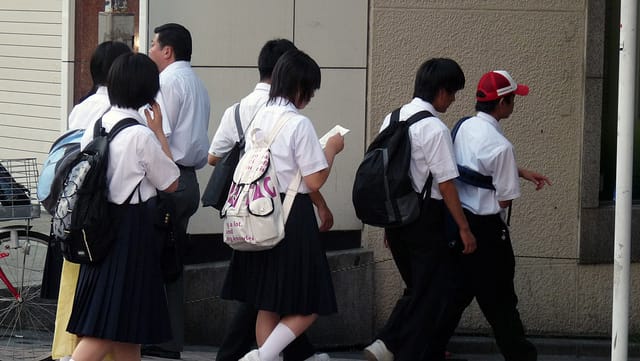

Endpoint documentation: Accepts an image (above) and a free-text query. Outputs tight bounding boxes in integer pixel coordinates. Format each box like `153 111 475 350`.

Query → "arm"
145 102 173 160
309 191 333 232
439 179 477 254
208 154 221 166
518 167 551 191
303 133 344 192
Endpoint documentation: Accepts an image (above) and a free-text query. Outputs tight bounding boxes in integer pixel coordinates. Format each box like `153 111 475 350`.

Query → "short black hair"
413 58 465 102
258 39 297 81
90 41 131 87
154 23 192 62
107 53 159 109
475 92 514 113
269 49 321 106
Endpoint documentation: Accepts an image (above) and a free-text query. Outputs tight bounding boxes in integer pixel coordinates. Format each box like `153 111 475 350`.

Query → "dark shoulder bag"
202 103 244 211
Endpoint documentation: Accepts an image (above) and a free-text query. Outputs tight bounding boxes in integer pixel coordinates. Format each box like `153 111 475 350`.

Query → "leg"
153 168 200 354
111 342 141 361
71 337 112 361
216 303 259 361
472 217 536 361
282 333 316 361
257 310 281 346
257 314 318 361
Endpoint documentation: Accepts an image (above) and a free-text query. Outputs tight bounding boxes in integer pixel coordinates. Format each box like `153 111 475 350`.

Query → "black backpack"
352 108 433 228
202 103 244 211
52 118 139 264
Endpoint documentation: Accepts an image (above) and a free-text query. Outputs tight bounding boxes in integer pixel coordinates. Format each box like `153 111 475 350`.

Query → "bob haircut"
154 23 192 62
107 53 160 109
258 39 297 81
269 49 321 106
413 58 465 102
90 41 131 87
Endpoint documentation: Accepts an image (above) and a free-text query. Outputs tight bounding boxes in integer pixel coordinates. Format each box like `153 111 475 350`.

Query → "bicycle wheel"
0 230 55 361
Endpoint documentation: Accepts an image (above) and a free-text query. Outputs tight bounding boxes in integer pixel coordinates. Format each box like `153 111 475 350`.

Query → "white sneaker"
304 353 330 361
240 349 261 361
363 339 394 361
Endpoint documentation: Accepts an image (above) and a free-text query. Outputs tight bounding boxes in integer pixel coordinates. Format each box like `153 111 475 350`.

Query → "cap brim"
515 84 529 96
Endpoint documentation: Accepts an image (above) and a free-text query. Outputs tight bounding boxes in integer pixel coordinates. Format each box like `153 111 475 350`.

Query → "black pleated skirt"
66 198 171 344
221 194 337 316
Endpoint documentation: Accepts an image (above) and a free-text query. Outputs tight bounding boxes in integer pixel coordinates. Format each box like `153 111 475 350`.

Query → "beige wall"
368 0 640 337
145 0 368 235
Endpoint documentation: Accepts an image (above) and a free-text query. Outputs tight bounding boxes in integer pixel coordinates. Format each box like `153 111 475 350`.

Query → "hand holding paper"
319 125 350 148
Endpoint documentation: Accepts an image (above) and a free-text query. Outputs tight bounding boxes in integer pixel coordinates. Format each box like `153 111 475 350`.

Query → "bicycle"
0 158 56 361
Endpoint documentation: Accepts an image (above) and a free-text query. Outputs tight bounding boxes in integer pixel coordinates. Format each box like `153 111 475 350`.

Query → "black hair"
475 92 514 113
79 41 131 102
258 39 297 81
269 49 321 106
154 23 192 62
107 53 160 109
413 58 465 102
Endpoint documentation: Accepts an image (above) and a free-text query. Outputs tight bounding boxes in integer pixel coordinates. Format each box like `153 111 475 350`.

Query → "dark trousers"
375 199 447 361
420 211 537 361
216 302 316 361
151 166 200 353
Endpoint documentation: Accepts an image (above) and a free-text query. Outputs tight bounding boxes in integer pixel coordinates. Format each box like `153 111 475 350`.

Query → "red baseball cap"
476 70 529 101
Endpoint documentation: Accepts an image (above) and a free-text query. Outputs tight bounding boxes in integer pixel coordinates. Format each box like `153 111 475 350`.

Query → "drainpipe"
611 0 636 359
138 0 149 55
60 0 75 131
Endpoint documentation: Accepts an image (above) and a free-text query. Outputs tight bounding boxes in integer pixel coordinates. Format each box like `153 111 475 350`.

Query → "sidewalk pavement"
141 335 640 361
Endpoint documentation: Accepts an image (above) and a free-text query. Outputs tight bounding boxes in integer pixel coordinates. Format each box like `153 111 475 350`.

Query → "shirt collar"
162 60 191 73
476 111 503 134
255 82 270 93
410 97 440 117
96 86 108 96
108 106 145 123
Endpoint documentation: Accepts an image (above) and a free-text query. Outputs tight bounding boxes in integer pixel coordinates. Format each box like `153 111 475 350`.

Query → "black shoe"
141 345 181 359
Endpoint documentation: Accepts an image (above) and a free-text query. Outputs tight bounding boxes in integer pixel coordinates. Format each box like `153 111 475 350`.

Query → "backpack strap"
450 116 495 190
233 103 245 148
107 118 140 140
394 108 435 199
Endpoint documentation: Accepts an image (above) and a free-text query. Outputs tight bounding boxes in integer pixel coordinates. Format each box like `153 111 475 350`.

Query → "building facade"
1 0 638 344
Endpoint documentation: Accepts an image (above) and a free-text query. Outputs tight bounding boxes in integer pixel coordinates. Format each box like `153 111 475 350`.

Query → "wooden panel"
0 80 59 95
0 68 60 83
0 23 62 36
0 45 60 60
0 10 61 24
0 102 60 120
0 90 59 107
0 136 51 155
0 113 60 131
0 33 62 48
0 57 59 72
0 148 48 167
0 1 62 12
0 124 59 143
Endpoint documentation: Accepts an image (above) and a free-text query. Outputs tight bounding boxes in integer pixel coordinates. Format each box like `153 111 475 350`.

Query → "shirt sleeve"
138 130 180 191
484 144 521 202
421 125 459 183
208 104 239 157
292 117 328 177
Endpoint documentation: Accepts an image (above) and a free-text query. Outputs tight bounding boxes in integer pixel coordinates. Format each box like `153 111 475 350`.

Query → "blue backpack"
37 129 84 215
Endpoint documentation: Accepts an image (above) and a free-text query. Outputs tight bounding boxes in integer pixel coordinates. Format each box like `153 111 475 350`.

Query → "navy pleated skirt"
66 197 171 344
221 193 337 316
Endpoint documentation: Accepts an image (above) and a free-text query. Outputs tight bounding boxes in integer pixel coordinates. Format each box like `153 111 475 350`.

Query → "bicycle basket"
0 158 41 220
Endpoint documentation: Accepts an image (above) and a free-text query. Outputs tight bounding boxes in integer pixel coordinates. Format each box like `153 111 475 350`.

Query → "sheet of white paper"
319 125 350 148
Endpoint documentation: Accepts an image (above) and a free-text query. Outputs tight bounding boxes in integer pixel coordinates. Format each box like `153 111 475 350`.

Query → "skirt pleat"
66 198 172 344
221 194 337 315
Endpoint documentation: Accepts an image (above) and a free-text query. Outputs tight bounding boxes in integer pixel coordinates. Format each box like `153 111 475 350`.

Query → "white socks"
258 323 296 361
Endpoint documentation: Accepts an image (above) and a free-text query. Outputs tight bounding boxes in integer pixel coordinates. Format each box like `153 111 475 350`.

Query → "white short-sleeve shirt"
246 99 328 194
208 83 269 157
453 111 521 215
80 107 180 204
379 98 459 200
160 61 211 169
68 86 110 130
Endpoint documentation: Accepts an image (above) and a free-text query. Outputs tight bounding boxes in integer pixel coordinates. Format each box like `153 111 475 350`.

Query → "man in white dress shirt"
145 22 211 359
